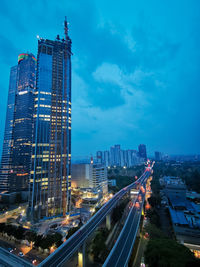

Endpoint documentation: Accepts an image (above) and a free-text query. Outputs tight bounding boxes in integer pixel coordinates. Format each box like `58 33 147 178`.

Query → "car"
8 248 13 253
32 259 37 265
18 252 24 257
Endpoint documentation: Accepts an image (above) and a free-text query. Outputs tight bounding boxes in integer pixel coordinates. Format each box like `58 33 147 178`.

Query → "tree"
145 238 199 267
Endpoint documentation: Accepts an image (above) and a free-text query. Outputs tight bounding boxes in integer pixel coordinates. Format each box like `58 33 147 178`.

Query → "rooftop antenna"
64 16 69 40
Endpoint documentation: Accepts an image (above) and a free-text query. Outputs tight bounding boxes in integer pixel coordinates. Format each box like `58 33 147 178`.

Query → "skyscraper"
11 53 36 192
155 151 162 161
0 66 17 192
0 53 36 194
28 19 72 220
96 151 103 164
138 144 147 160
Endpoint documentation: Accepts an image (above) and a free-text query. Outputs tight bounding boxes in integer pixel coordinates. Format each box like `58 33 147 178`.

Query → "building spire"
64 16 68 40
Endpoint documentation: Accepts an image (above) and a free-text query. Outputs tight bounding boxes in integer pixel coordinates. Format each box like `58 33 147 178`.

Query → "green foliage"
0 223 26 240
145 238 200 267
145 208 160 227
112 199 129 223
144 223 166 240
148 194 161 208
91 228 109 262
0 222 63 250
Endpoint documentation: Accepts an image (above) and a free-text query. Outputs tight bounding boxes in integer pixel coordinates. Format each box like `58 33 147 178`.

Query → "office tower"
114 144 121 166
119 150 125 167
104 151 110 167
0 66 17 192
110 146 115 166
110 144 120 166
138 144 147 160
96 151 103 164
11 53 36 192
28 18 72 220
127 150 133 167
155 151 162 161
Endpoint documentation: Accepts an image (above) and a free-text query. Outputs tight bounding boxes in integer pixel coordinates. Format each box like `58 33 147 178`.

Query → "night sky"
0 0 200 157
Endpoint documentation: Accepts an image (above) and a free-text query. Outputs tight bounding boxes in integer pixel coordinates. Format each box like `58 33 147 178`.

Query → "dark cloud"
0 34 19 65
89 81 125 109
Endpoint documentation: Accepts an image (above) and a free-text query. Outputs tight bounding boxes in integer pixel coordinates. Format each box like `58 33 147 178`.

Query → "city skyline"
0 0 200 158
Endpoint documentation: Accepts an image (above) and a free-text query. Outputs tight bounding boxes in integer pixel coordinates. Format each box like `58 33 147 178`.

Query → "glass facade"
11 54 36 192
29 24 72 220
0 66 17 192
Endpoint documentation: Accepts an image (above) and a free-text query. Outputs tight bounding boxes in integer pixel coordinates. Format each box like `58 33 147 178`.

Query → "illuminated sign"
18 53 37 63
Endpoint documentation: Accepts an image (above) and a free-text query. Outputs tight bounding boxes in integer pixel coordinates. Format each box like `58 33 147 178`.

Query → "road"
0 247 32 267
103 184 146 267
39 170 151 267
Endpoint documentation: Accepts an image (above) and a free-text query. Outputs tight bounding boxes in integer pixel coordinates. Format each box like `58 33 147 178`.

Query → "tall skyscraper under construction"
28 18 72 220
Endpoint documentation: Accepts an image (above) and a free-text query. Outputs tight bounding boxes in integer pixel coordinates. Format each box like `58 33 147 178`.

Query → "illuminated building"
0 66 17 192
0 53 36 194
11 53 36 192
71 163 108 195
28 18 72 220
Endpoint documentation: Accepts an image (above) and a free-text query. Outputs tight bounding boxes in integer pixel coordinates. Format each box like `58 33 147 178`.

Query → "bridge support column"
106 214 111 230
78 242 86 267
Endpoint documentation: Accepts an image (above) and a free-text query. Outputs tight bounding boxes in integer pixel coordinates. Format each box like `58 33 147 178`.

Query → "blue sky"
0 0 200 157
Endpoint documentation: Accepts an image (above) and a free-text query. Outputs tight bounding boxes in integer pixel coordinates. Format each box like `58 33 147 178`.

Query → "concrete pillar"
78 242 86 267
106 214 111 230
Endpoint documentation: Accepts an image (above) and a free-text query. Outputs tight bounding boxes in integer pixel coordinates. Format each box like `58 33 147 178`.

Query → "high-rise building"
28 19 72 220
91 164 108 195
104 151 110 167
11 53 36 192
0 66 17 193
96 151 103 164
71 163 108 195
71 164 92 188
155 151 162 161
114 144 121 166
119 150 125 167
138 144 147 160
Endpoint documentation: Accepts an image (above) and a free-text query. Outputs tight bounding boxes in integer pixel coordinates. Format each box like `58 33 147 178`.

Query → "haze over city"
0 0 200 157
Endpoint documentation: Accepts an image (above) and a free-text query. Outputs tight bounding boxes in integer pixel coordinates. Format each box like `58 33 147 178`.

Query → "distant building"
71 163 108 195
108 179 116 187
161 176 200 256
155 151 162 161
138 144 147 160
96 151 103 164
92 164 108 195
104 151 110 167
71 164 92 188
161 176 187 200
